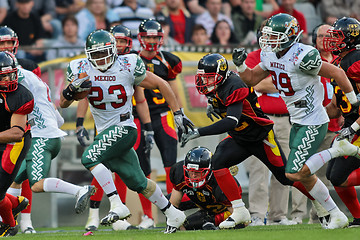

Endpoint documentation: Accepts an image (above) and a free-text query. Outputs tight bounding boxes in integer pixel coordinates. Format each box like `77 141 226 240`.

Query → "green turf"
8 224 360 240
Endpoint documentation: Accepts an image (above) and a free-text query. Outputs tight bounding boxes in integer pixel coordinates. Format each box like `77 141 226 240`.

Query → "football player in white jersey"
5 52 96 232
60 29 193 233
231 13 358 229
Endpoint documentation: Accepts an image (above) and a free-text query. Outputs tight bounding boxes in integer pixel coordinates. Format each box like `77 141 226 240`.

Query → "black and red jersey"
140 51 182 115
331 49 360 128
0 84 34 133
208 71 273 142
18 58 41 78
170 161 234 215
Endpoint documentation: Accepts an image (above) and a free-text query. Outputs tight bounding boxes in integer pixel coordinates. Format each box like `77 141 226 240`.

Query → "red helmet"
137 19 164 52
0 51 18 92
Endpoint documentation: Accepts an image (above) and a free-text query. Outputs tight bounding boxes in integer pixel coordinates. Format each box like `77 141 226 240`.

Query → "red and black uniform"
140 50 182 193
0 84 33 200
201 72 295 186
170 161 240 229
18 58 41 78
327 49 360 186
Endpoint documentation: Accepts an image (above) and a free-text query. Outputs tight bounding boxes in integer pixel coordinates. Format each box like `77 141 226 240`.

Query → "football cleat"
319 214 330 228
0 223 19 237
163 205 186 229
138 215 155 229
329 138 360 158
112 219 137 231
219 206 251 229
249 216 265 226
164 225 177 234
202 222 218 230
348 218 360 228
325 211 348 229
100 207 131 226
23 227 36 234
85 208 99 231
12 196 29 221
75 185 96 214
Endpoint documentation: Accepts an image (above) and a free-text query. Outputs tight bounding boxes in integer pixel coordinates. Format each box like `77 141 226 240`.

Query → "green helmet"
259 13 302 52
85 30 117 71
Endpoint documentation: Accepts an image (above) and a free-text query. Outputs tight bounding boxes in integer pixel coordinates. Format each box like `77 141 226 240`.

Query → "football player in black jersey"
138 19 188 194
170 146 245 230
0 51 34 237
318 17 360 227
0 26 41 234
78 25 156 230
181 53 318 229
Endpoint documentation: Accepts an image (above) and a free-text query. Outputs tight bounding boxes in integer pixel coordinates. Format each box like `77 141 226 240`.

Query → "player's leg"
211 137 251 228
151 112 177 194
286 123 348 229
19 180 34 233
85 177 103 231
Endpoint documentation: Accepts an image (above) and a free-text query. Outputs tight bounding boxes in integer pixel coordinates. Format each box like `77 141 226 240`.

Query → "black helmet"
110 25 133 55
195 53 228 95
323 17 360 54
137 19 164 52
0 51 18 92
183 146 212 189
0 26 19 54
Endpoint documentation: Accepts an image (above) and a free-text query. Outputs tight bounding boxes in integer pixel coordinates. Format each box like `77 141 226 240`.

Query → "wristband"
144 123 153 131
351 121 360 132
345 90 357 105
76 117 84 127
62 87 74 101
235 63 247 73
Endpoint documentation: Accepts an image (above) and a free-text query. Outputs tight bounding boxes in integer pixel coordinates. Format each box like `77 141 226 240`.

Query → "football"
73 72 91 101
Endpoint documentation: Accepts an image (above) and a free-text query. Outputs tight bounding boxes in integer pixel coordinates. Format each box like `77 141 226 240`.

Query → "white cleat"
100 206 131 226
138 215 155 229
163 205 186 231
112 219 137 231
329 138 360 158
22 227 36 234
75 185 96 214
219 206 251 229
85 208 100 231
325 211 348 229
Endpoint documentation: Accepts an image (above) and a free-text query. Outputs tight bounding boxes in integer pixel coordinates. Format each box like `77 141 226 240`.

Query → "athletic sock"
139 193 152 219
213 168 241 201
6 188 21 198
308 178 337 212
305 150 332 174
90 177 103 202
147 184 168 210
347 168 360 186
43 178 81 195
114 173 127 203
334 186 360 218
292 181 315 200
21 180 32 213
0 196 15 226
90 164 116 195
164 167 172 194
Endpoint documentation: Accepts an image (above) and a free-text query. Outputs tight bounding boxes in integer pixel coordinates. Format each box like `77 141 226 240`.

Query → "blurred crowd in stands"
0 0 359 63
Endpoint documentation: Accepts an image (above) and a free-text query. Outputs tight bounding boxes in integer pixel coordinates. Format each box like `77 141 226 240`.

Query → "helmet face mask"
85 30 117 71
259 13 302 52
323 17 360 54
110 25 133 55
183 146 212 189
195 53 228 95
0 51 18 92
138 19 164 52
0 26 19 54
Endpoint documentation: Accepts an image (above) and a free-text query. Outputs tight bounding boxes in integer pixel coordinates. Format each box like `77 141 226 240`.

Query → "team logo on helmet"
349 24 360 37
217 58 227 71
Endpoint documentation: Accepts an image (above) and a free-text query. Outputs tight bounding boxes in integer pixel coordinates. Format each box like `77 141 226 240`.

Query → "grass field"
8 224 360 240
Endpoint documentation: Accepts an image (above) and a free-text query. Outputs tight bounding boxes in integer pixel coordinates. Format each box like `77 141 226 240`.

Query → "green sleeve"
66 63 74 83
133 55 146 85
299 49 322 76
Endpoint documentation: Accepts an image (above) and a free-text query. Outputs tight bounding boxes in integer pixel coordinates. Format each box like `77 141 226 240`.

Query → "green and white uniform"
67 54 149 192
15 68 67 186
260 43 329 173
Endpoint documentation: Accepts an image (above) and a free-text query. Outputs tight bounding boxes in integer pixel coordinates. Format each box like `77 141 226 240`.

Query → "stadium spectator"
230 0 263 45
55 0 85 20
195 0 233 37
158 0 195 44
319 0 360 24
0 0 9 24
270 0 308 43
75 0 119 41
3 0 47 63
190 24 209 45
157 16 180 48
46 14 84 60
112 0 154 39
210 20 238 46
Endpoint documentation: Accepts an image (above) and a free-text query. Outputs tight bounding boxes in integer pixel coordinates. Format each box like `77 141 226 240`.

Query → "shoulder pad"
299 48 322 76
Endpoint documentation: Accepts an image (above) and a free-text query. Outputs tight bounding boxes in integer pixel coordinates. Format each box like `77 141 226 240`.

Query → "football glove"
143 130 155 154
174 109 194 136
206 104 220 122
180 129 200 148
232 48 247 73
336 126 356 141
76 126 90 146
70 73 91 92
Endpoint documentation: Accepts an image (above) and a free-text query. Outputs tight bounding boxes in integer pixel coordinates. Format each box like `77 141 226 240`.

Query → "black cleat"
164 225 177 234
349 218 360 228
202 222 218 230
0 223 19 237
12 196 29 221
319 214 330 228
85 225 98 231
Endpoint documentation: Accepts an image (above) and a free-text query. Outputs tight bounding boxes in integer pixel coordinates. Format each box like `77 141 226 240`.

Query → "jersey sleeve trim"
14 99 34 115
225 88 249 106
347 60 360 82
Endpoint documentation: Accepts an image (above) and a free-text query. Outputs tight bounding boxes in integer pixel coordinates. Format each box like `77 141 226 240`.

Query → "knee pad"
140 179 156 198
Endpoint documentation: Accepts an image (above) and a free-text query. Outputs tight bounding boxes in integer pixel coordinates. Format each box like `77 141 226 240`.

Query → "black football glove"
336 126 356 141
143 130 155 154
174 109 194 136
206 104 220 122
232 48 247 70
180 129 200 148
76 126 90 146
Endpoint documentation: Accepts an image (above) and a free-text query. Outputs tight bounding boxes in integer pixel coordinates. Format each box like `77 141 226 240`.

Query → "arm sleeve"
198 101 243 136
